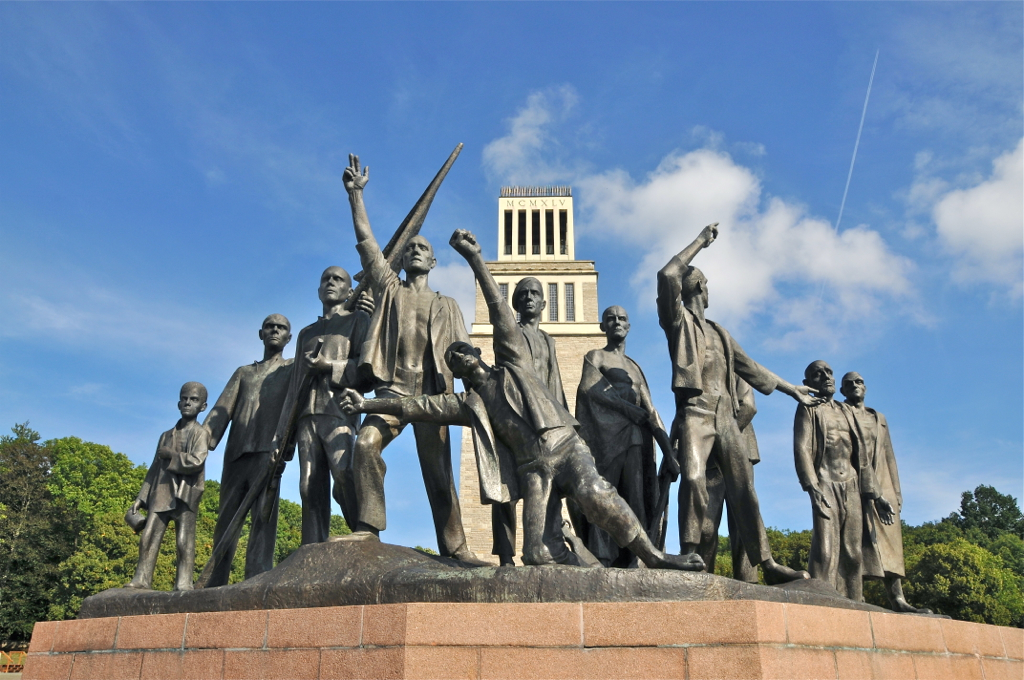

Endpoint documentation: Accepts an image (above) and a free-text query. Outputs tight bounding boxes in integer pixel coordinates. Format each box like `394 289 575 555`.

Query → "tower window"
532 211 541 255
504 211 513 255
518 211 527 255
548 283 559 322
559 210 568 255
565 283 575 322
545 210 554 254
499 282 509 306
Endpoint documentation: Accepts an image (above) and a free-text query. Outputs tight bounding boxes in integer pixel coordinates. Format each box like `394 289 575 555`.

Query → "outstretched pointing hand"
344 153 369 193
450 229 481 258
700 222 719 247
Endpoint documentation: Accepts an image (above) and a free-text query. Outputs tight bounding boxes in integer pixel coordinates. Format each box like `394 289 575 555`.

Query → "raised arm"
449 230 526 363
343 154 379 258
658 222 718 281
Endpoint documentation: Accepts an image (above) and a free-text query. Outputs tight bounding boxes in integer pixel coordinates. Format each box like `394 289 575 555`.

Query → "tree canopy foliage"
0 424 348 645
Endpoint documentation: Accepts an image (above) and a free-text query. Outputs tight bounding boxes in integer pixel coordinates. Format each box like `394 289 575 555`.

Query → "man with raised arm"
341 155 484 564
658 223 816 583
840 371 929 612
341 230 704 571
491 277 568 566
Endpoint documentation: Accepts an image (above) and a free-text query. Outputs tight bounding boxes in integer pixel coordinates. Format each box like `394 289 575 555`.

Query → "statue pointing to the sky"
657 223 817 584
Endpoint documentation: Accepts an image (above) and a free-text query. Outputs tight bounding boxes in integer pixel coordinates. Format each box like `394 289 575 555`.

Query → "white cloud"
929 138 1023 296
483 91 916 348
482 86 579 186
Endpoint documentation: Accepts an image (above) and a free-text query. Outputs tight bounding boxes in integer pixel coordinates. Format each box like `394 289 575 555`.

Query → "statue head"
680 266 709 309
802 360 835 398
513 277 546 321
178 382 208 419
840 371 866 404
259 314 292 351
402 235 437 276
318 266 352 306
444 341 484 380
600 305 630 341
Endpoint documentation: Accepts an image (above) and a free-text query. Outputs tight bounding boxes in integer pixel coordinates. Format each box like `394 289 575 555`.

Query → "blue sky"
1 3 1021 554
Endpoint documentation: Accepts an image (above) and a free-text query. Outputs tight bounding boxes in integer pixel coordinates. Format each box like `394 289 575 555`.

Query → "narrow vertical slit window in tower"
559 210 568 255
548 283 559 322
518 211 527 255
504 210 513 255
499 282 509 307
532 211 541 255
545 210 555 255
565 282 575 322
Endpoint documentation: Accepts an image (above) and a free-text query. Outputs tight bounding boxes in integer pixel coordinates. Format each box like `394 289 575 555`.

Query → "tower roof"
499 186 572 198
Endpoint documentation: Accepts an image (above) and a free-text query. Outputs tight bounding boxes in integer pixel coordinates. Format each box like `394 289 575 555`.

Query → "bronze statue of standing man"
841 372 930 613
341 155 484 564
658 223 815 584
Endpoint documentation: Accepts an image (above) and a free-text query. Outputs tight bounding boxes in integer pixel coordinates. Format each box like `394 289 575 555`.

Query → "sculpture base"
23 600 1023 679
76 540 887 618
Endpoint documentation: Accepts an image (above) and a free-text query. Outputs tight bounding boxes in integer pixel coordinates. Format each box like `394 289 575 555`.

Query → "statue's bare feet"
892 597 932 615
652 552 705 571
761 558 810 585
124 581 150 590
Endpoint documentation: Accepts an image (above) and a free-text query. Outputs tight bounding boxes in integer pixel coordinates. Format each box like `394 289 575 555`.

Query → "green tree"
765 527 812 573
0 424 75 645
44 436 148 619
947 485 1024 541
904 538 1024 627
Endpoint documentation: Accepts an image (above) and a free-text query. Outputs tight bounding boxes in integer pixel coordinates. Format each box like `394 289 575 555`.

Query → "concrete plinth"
23 600 1023 680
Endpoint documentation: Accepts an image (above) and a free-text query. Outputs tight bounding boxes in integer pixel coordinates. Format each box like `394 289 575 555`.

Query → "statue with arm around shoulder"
341 230 704 572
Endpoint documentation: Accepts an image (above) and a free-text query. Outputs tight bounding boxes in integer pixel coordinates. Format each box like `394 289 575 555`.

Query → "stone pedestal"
23 600 1023 680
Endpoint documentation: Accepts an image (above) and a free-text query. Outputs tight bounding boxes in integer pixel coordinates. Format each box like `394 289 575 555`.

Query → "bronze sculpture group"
125 149 927 612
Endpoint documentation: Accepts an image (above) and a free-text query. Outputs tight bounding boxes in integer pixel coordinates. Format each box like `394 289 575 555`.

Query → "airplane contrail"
835 49 880 232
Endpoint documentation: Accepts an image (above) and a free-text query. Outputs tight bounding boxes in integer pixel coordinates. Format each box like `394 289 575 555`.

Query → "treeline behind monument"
0 423 348 646
1 422 1021 647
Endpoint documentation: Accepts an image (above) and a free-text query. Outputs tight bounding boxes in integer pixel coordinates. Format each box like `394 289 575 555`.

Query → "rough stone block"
911 653 954 679
21 653 74 680
578 647 687 680
117 613 186 650
361 604 407 647
403 646 480 680
948 654 986 680
407 603 581 647
758 646 838 680
69 651 144 680
869 611 945 653
222 649 319 680
52 617 119 653
479 647 585 679
981 657 1024 680
939 618 1007 658
686 644 764 680
319 648 404 680
266 605 361 649
184 610 266 650
140 650 224 680
1000 626 1024 660
28 621 60 653
583 601 785 648
785 602 873 649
